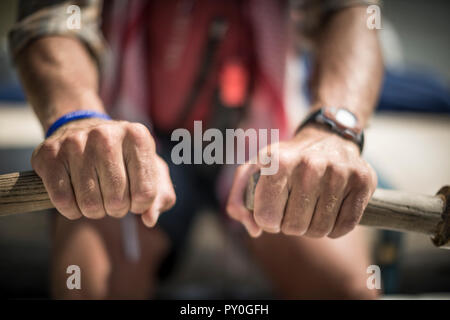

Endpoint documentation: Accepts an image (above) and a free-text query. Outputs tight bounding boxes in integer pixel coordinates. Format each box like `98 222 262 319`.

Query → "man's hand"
227 6 382 239
32 118 176 226
227 123 377 238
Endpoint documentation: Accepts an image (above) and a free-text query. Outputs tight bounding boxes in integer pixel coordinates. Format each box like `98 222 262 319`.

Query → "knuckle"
126 123 154 147
62 133 85 155
133 185 157 205
128 122 149 137
328 163 348 183
88 126 107 140
88 126 114 148
301 156 326 177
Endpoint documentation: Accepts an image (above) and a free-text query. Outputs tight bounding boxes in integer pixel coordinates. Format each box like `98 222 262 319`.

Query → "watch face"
323 107 362 134
335 109 357 128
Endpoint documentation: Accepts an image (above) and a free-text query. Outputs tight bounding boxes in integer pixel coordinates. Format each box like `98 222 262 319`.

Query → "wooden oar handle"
245 172 450 249
0 171 53 216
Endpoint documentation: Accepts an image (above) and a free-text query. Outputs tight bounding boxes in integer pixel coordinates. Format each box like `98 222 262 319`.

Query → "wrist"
309 101 369 128
296 106 365 153
40 91 105 132
45 110 112 138
294 122 361 154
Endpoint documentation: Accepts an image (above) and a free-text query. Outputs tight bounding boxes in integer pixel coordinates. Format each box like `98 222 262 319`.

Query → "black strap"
174 17 228 128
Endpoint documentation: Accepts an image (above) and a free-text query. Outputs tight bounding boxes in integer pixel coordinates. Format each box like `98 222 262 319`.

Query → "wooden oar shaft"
0 170 449 248
245 172 450 248
0 171 53 215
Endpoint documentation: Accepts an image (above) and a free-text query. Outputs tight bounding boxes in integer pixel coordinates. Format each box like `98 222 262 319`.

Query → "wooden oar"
0 170 449 248
244 172 449 249
0 171 53 215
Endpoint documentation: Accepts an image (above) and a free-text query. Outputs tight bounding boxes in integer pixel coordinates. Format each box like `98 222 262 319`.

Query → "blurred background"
0 0 449 299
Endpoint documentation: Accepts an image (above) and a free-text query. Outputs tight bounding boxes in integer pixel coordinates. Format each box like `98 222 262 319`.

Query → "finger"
328 168 373 238
281 163 321 236
93 136 130 218
32 141 82 220
35 162 82 220
140 190 173 228
141 206 159 228
154 158 176 213
253 169 289 233
226 163 262 237
141 159 176 227
123 124 157 214
69 151 106 219
305 165 347 238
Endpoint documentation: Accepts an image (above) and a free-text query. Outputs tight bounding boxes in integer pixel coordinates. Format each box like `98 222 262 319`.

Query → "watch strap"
296 108 364 153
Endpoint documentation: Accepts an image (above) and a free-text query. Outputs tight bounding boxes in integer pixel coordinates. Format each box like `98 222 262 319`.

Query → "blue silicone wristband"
45 110 112 138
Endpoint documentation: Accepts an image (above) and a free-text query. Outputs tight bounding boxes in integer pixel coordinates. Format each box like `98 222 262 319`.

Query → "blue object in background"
377 69 450 114
0 82 26 102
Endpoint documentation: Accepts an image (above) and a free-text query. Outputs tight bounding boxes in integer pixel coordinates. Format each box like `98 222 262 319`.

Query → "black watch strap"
297 108 365 153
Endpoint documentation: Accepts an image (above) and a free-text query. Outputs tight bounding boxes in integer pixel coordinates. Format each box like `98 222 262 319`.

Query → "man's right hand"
31 118 176 226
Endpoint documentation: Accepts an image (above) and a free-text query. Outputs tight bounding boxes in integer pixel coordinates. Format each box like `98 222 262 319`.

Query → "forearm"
16 36 105 132
309 6 383 127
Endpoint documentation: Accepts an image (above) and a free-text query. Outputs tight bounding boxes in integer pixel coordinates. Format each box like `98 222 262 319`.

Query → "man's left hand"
227 123 377 238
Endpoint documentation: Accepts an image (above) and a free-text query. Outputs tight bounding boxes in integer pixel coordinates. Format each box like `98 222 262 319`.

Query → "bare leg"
51 214 170 299
246 227 379 299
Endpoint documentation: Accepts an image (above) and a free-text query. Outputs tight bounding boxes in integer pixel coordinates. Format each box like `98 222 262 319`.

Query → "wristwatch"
297 107 365 153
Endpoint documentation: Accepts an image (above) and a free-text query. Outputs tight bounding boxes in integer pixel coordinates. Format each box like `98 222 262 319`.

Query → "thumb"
226 163 262 237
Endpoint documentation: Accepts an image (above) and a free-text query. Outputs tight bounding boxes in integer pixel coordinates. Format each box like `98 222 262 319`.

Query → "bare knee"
51 219 111 299
51 216 171 299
